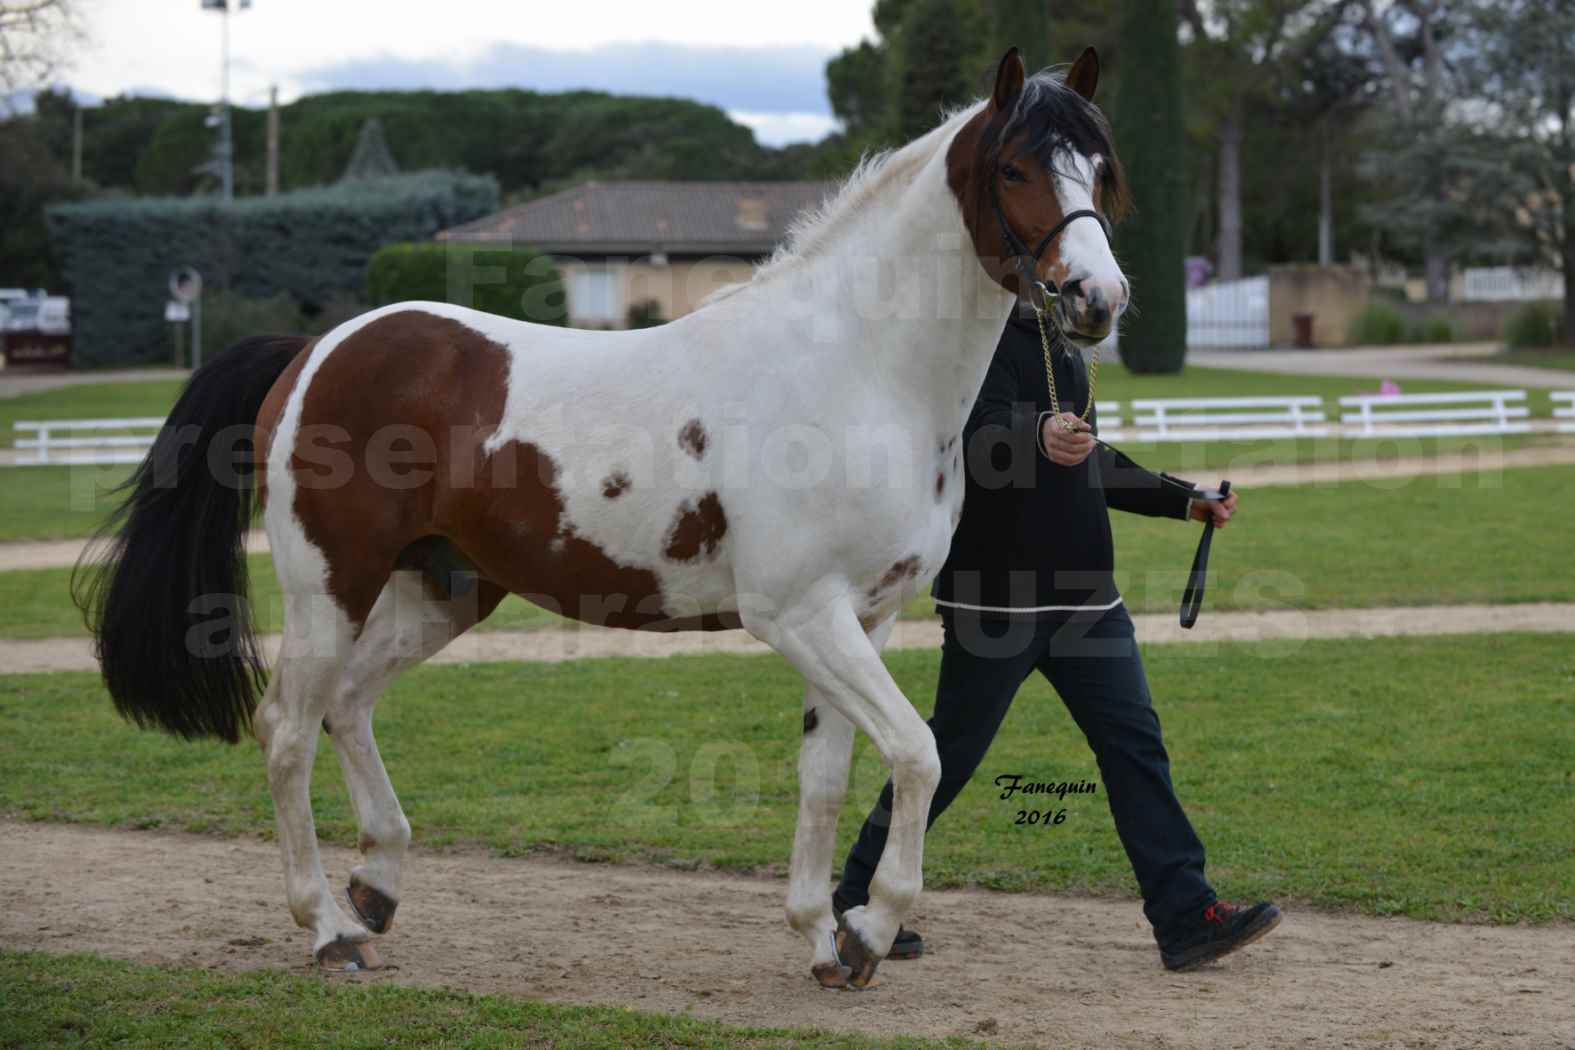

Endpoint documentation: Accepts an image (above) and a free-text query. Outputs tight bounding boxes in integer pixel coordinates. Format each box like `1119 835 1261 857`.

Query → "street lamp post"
201 0 252 202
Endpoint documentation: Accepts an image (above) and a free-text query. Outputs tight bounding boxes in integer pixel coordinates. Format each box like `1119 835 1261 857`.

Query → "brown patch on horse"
935 471 946 500
803 707 819 735
864 555 923 607
602 471 631 499
678 419 709 459
663 492 728 563
279 310 668 629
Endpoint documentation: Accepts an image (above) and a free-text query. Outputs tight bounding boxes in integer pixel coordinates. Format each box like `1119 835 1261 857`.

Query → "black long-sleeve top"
932 312 1196 618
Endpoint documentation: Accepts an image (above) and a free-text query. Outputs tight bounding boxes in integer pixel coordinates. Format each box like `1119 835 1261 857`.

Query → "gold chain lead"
1033 302 1100 431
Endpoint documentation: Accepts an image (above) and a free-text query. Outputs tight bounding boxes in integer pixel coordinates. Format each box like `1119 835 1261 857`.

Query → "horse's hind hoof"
812 961 851 989
316 937 385 972
346 877 398 934
834 914 883 990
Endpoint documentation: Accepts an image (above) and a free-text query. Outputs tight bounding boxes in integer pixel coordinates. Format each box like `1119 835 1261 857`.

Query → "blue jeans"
837 603 1215 933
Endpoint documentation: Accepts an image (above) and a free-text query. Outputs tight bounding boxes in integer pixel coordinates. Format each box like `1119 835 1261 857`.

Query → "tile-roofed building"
435 180 832 328
436 180 834 257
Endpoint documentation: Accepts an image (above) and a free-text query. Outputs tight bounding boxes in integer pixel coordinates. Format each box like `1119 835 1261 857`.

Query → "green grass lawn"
0 379 186 449
3 632 1570 924
0 952 972 1050
1457 348 1575 373
6 464 1571 640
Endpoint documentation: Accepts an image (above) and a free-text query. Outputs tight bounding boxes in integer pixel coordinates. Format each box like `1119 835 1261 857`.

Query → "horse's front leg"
786 682 857 988
759 603 938 990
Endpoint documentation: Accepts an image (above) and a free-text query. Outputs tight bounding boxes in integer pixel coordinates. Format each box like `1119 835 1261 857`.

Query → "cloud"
728 111 841 147
294 41 834 124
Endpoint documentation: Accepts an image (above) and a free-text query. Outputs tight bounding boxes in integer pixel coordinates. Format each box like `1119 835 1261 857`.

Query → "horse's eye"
1001 164 1026 184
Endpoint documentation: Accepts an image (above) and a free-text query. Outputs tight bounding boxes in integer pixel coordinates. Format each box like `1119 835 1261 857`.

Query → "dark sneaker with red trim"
1158 900 1281 972
833 891 925 960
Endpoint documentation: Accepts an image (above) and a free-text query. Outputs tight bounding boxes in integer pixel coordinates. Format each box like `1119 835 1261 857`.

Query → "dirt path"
0 366 186 400
4 603 1573 675
1 822 1568 1050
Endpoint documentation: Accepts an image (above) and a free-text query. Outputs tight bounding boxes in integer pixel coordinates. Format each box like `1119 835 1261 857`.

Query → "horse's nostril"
1059 277 1086 303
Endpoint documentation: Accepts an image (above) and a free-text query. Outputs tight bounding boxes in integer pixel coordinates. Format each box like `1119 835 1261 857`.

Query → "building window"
568 268 623 324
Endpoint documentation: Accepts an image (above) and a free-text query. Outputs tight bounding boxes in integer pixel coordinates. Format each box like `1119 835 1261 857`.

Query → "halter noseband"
990 186 1111 314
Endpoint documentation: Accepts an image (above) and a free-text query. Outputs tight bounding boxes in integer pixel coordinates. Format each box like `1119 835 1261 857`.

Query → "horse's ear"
1066 47 1100 101
992 47 1025 111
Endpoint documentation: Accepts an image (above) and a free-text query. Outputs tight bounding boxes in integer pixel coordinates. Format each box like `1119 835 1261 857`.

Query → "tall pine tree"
1111 0 1187 373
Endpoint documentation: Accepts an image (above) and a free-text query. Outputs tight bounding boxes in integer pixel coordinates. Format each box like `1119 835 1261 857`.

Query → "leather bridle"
989 180 1111 314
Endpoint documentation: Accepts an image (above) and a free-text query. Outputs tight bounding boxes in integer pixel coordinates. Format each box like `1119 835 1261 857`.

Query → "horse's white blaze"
1054 151 1127 314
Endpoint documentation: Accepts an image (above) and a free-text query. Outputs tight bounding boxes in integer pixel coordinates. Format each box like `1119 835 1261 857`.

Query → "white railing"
14 418 164 466
1107 396 1329 443
1553 391 1575 434
1339 391 1531 438
1460 267 1565 303
1094 401 1121 435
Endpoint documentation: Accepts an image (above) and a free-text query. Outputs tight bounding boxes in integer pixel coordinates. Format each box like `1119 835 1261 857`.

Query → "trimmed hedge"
367 243 566 325
47 171 498 367
1348 303 1407 346
1504 302 1566 349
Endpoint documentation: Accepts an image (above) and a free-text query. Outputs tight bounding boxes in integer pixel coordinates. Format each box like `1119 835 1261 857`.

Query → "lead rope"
1030 292 1099 428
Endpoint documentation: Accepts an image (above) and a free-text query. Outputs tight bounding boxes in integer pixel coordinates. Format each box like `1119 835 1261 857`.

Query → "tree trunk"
1217 99 1244 281
1318 116 1333 266
1563 216 1575 348
1423 241 1450 303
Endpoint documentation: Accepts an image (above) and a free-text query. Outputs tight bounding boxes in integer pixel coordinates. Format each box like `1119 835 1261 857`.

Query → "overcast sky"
60 1 876 145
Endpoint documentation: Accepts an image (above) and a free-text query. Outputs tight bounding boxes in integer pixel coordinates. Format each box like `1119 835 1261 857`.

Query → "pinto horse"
78 47 1129 990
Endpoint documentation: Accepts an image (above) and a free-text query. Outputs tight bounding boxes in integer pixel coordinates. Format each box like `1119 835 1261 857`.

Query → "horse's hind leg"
253 590 373 969
325 565 505 940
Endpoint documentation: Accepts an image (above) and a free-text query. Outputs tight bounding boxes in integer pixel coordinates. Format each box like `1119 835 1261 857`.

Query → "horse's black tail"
72 335 310 744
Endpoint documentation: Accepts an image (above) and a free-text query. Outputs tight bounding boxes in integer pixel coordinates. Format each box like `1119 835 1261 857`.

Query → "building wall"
1268 264 1371 348
556 258 758 328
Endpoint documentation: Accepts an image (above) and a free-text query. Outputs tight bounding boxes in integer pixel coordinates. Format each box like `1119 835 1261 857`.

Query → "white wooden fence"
13 418 163 466
9 394 1570 467
1338 391 1531 438
1553 391 1575 434
1100 396 1328 443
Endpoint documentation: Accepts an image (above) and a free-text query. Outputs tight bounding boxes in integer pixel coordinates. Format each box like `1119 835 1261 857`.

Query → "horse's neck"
721 126 1012 429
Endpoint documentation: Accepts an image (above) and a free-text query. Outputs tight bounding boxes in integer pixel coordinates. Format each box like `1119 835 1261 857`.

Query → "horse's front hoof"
346 877 398 934
811 961 851 989
316 937 385 972
834 913 883 990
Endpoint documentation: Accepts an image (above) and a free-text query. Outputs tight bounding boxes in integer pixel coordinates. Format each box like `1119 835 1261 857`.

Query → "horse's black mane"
978 70 1132 221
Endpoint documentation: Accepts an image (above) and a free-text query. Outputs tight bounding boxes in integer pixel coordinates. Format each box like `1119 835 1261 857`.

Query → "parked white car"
3 296 70 335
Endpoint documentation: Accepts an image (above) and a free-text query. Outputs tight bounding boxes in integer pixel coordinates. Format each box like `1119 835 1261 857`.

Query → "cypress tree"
888 0 976 143
1110 0 1188 373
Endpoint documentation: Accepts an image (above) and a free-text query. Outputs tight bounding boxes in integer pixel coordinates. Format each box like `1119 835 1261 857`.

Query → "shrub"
1348 303 1407 346
1424 317 1456 344
366 243 566 325
199 290 311 363
625 299 666 329
1504 302 1565 349
47 171 499 367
